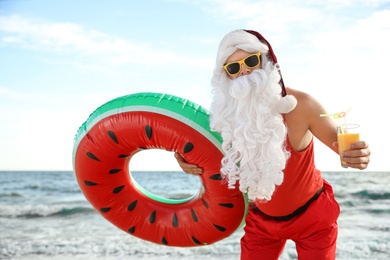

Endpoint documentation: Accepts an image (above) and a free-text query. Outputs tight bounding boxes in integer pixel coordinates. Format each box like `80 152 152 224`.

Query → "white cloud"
0 15 181 66
203 0 389 46
353 10 390 49
362 0 390 6
0 14 214 71
308 9 390 55
0 86 39 102
206 0 322 31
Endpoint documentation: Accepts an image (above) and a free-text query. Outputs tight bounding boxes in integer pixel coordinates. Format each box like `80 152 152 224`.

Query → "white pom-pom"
277 95 297 114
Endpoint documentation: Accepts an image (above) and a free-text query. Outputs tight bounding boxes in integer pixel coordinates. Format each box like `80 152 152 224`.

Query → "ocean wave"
0 204 95 219
50 206 95 217
364 208 390 215
352 190 390 200
0 192 23 198
20 184 82 194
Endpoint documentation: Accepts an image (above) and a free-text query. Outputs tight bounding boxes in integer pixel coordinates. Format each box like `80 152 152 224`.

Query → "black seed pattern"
191 208 198 222
113 185 125 194
192 236 201 245
183 142 194 153
84 180 97 186
86 152 100 161
149 210 157 223
109 169 121 174
172 213 178 227
127 200 138 211
145 125 152 140
128 226 135 234
162 237 168 245
107 130 119 144
209 174 222 180
219 203 234 208
213 224 226 232
81 114 234 247
202 198 209 208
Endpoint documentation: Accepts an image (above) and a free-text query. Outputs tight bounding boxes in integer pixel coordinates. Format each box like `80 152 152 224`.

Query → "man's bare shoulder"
286 87 329 124
285 88 317 110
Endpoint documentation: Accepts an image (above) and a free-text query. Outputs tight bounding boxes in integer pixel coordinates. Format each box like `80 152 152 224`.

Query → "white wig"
210 29 297 201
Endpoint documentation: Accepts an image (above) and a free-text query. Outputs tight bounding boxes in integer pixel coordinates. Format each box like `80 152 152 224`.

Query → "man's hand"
334 141 371 170
174 152 203 175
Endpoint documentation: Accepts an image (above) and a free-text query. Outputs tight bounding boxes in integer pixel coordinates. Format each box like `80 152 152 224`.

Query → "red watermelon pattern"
73 92 247 247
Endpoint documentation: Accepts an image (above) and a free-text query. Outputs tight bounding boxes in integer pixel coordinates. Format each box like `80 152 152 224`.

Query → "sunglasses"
223 52 261 76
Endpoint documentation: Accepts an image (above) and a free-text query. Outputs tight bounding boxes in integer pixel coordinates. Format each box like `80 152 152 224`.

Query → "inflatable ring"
72 92 247 247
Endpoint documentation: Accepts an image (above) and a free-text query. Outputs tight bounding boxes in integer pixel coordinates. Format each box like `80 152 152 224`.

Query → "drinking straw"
320 108 351 134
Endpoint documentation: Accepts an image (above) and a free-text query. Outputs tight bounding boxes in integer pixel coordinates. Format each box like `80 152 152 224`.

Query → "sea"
0 170 389 260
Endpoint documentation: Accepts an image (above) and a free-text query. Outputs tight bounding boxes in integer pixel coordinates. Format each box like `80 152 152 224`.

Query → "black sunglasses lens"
227 63 240 75
245 55 260 67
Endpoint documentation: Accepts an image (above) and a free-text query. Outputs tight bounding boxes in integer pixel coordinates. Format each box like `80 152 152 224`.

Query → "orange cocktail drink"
337 124 360 168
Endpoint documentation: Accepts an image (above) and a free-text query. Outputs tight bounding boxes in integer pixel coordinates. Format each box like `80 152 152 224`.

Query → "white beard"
210 62 293 201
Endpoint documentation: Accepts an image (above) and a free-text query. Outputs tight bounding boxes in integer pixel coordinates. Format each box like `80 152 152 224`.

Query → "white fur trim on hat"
277 95 297 113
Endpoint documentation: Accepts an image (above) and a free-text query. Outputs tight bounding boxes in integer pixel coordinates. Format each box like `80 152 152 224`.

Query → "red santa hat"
244 29 287 97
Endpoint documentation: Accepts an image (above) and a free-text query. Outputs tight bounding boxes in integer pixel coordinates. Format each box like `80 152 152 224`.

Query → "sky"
0 0 389 172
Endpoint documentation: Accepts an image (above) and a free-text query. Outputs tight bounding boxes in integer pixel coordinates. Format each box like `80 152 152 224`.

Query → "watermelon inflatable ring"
72 92 247 247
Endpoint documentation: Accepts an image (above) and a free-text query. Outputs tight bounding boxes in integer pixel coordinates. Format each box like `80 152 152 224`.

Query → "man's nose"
240 64 251 76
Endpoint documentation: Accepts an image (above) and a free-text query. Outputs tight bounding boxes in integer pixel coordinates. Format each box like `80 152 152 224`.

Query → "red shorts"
241 180 340 260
